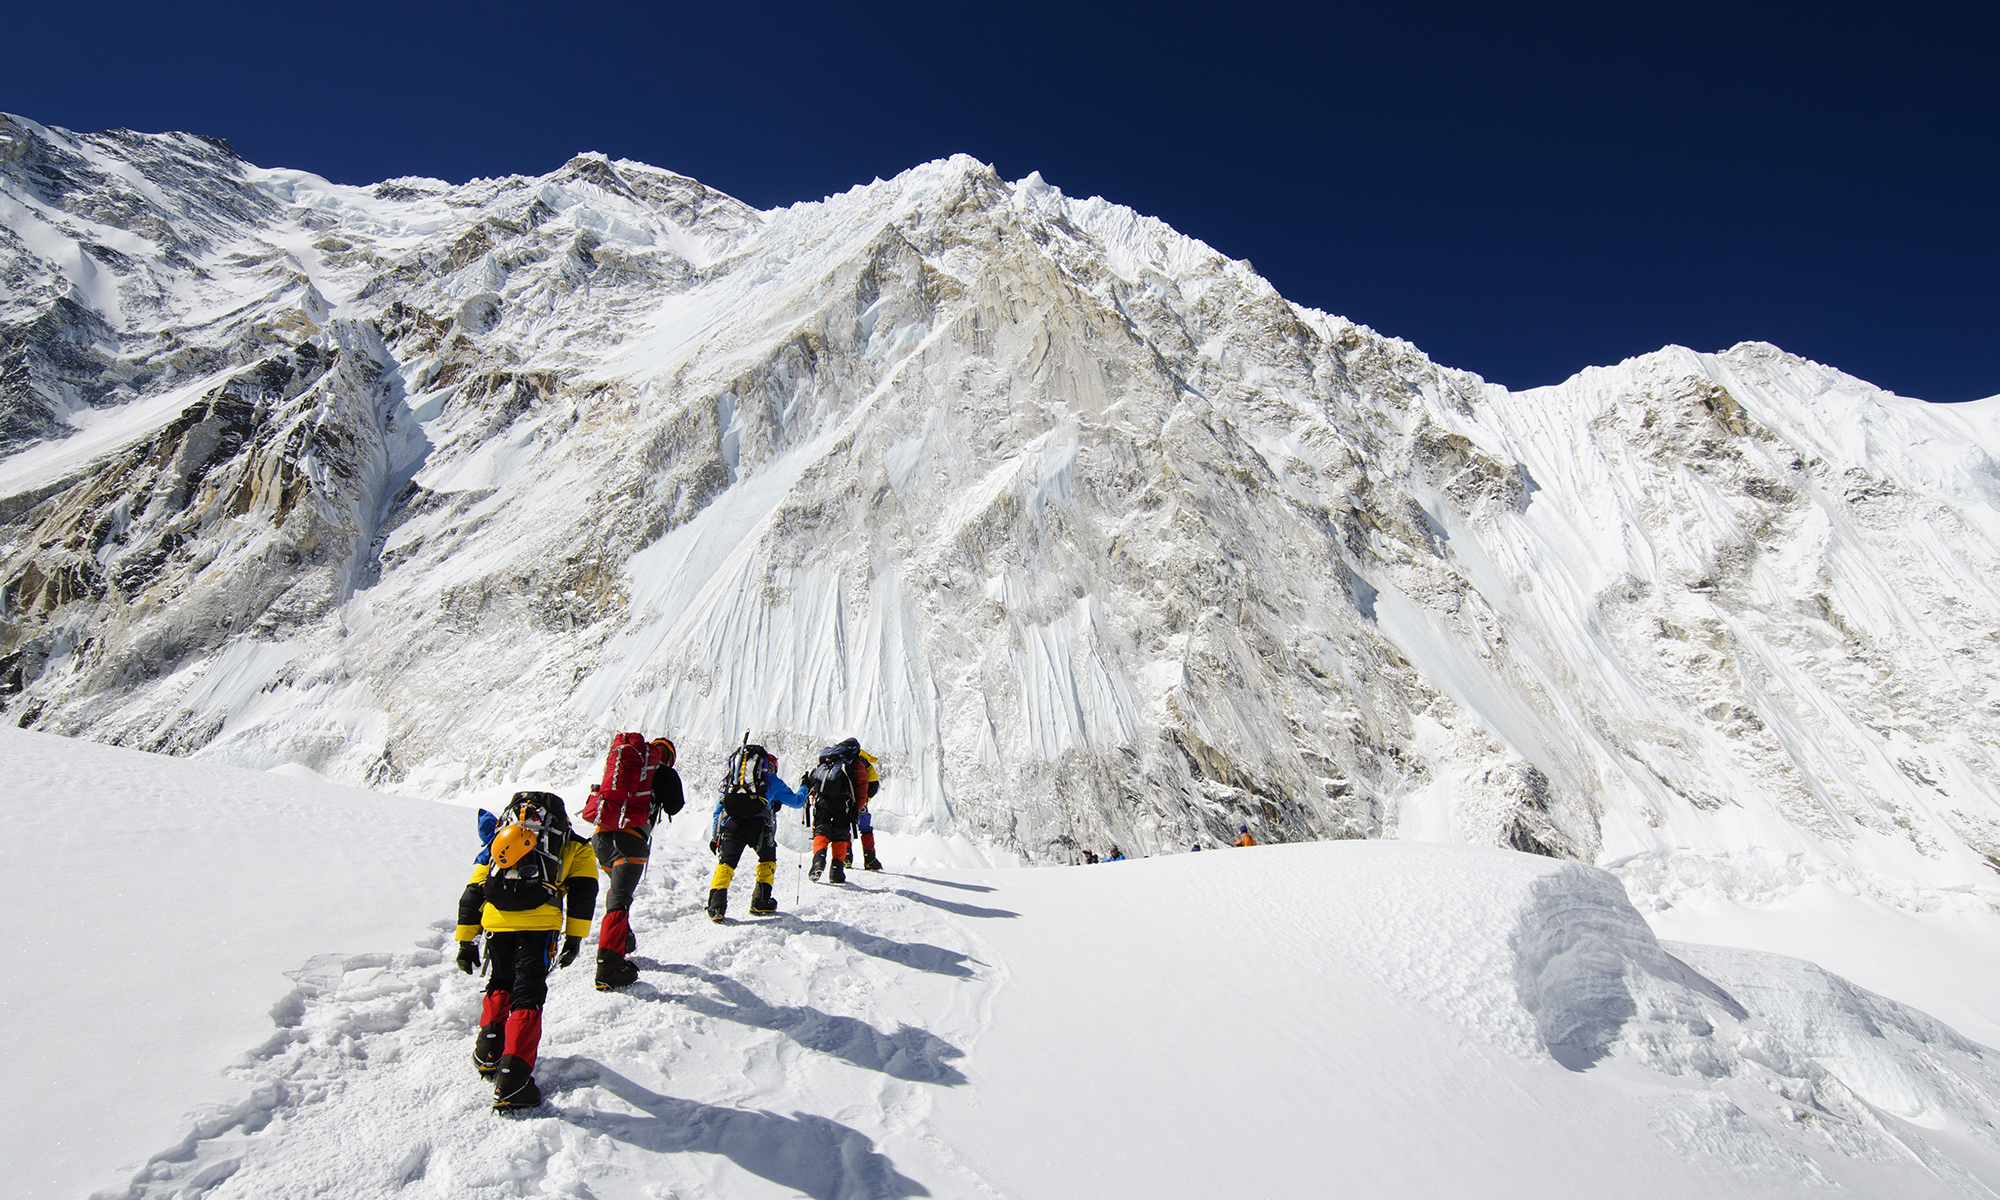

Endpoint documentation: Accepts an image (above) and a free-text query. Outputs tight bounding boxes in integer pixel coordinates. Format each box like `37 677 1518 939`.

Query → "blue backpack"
475 809 498 864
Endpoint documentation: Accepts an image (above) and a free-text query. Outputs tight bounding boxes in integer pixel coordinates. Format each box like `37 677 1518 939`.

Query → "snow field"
931 844 2000 1198
108 853 1003 1200
4 727 468 1200
12 729 2000 1199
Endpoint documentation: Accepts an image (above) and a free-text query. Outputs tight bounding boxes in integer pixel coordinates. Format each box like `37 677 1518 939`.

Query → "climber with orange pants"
805 737 877 882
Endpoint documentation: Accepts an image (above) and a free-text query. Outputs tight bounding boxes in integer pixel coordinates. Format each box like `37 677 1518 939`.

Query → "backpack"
586 731 655 832
806 742 861 827
719 738 775 821
474 808 498 864
485 791 571 911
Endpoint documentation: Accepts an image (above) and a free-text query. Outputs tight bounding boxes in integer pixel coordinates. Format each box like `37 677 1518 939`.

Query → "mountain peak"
1 117 1997 910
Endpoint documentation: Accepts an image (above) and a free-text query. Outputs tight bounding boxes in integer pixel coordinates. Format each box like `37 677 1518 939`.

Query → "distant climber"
708 737 804 920
846 740 885 870
454 790 598 1112
805 737 876 882
1081 849 1099 864
584 733 685 991
1105 845 1126 862
1235 826 1257 847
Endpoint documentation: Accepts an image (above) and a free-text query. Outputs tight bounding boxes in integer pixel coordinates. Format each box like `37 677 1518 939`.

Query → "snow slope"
14 731 2000 1199
5 726 469 1200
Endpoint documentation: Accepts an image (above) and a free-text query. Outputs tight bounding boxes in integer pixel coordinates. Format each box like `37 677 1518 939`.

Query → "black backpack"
807 742 860 827
485 791 570 912
720 739 774 821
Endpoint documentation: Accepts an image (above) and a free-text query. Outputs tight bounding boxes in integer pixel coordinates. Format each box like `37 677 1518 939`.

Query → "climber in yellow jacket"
454 790 598 1112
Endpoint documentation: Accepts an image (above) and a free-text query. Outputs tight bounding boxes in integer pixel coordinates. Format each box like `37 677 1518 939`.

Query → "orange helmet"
651 736 676 768
490 824 540 868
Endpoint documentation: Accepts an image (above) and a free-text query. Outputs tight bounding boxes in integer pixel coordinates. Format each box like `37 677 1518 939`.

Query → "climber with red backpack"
453 790 598 1112
707 735 805 921
582 732 685 991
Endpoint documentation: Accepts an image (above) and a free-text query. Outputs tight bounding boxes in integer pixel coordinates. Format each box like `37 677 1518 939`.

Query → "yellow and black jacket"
455 832 598 942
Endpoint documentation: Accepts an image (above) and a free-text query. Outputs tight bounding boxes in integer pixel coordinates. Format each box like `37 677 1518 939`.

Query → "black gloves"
456 940 480 974
557 934 583 968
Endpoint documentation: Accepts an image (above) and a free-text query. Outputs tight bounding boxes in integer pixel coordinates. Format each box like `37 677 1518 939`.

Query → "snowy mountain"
5 108 2000 918
13 727 2000 1200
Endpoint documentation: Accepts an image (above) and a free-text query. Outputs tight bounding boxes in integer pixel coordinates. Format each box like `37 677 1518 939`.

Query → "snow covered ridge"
12 726 2000 1199
3 110 2000 903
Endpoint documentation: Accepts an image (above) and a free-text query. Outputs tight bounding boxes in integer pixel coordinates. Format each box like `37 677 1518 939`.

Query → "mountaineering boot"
473 990 510 1075
828 858 847 884
595 948 639 992
473 1023 504 1075
808 849 826 881
863 852 883 872
749 881 778 915
707 887 728 922
492 1055 543 1112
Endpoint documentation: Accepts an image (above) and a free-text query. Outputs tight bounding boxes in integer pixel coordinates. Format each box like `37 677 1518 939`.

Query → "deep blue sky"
7 1 1995 400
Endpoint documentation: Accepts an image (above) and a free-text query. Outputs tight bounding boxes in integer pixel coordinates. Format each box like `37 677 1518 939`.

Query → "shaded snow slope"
15 732 2000 1199
4 111 2000 926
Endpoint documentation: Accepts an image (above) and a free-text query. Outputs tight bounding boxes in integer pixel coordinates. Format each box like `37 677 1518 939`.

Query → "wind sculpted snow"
4 110 2000 935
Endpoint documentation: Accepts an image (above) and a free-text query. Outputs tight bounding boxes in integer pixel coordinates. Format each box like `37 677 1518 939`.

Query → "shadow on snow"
635 964 969 1085
771 915 985 978
892 874 998 894
552 1059 932 1199
886 889 1018 920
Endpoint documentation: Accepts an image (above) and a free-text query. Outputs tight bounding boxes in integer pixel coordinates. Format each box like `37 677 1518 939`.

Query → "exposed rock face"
3 112 1998 889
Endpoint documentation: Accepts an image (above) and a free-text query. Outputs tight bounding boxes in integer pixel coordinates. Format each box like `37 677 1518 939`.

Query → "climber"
454 790 598 1112
848 741 884 871
1235 825 1257 847
804 737 876 882
585 733 685 991
708 738 805 920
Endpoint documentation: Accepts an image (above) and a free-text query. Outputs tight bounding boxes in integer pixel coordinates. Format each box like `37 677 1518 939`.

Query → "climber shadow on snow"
773 915 983 978
550 1059 931 1199
894 874 997 894
885 888 1018 919
634 964 968 1085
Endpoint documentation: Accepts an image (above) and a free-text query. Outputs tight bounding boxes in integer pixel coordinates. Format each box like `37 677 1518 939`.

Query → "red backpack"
585 732 654 831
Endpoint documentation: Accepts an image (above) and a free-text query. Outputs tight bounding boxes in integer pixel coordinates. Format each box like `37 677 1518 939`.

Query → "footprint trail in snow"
113 849 1005 1200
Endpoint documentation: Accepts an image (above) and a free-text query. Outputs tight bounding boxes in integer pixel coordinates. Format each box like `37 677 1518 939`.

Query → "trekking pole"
795 802 805 908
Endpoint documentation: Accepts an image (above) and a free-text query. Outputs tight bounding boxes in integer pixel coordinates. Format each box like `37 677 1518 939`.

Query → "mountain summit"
3 113 1999 901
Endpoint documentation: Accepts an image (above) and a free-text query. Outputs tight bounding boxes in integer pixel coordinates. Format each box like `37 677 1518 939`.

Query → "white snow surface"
10 729 2000 1199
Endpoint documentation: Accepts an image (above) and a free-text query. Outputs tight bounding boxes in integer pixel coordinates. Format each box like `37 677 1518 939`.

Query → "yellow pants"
709 860 776 889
